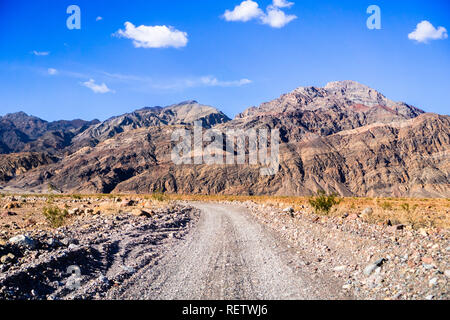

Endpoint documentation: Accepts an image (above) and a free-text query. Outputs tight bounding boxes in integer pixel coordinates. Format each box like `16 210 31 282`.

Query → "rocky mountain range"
0 112 100 154
0 81 448 198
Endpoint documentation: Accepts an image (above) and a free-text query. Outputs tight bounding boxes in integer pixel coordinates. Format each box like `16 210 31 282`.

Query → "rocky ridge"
0 81 448 197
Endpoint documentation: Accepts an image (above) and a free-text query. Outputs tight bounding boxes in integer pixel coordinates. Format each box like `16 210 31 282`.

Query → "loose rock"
0 253 15 264
8 234 36 250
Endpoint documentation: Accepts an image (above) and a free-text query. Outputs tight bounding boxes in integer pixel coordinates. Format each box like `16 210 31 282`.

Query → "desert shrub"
152 191 168 202
380 201 393 210
308 190 341 214
43 206 68 228
47 183 58 193
46 194 56 204
401 203 410 212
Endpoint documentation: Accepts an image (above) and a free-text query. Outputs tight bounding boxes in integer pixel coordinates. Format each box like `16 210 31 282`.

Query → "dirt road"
111 203 347 300
1 202 349 300
1 198 447 300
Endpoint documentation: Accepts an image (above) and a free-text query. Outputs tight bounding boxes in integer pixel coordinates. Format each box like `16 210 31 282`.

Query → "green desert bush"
380 201 393 210
152 191 168 202
47 183 59 193
46 194 56 204
43 206 68 228
308 190 341 214
401 203 410 212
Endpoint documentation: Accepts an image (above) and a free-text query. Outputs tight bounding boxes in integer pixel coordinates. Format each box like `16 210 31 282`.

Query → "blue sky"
0 0 449 121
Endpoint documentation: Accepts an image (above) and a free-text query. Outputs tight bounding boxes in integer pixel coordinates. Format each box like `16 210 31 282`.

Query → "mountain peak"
175 100 199 106
324 80 371 91
237 80 424 121
2 111 38 121
5 111 29 116
70 100 231 150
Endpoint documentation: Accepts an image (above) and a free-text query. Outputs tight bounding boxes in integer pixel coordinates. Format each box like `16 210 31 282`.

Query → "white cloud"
273 0 294 8
223 0 296 28
81 79 114 94
47 68 58 75
408 20 448 43
147 76 252 90
96 16 103 21
223 0 264 22
261 6 297 28
115 22 188 48
102 72 149 82
199 76 252 87
99 72 252 89
32 51 50 56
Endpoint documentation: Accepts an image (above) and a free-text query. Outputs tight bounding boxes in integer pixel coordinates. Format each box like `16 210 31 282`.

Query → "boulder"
364 258 386 276
1 211 17 217
3 202 20 210
283 207 294 214
120 199 134 207
68 208 80 215
0 253 15 264
132 209 152 218
9 234 36 249
361 207 373 217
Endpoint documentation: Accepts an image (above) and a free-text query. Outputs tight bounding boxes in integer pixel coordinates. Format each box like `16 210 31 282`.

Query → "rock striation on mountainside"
232 80 425 142
69 100 231 150
0 152 58 185
0 81 448 197
239 81 422 118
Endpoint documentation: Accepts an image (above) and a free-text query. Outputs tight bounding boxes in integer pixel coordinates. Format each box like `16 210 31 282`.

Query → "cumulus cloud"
32 51 50 56
272 0 294 8
47 68 58 75
81 79 114 94
96 16 103 21
223 0 264 22
261 6 297 28
408 20 448 43
223 0 296 28
115 22 188 48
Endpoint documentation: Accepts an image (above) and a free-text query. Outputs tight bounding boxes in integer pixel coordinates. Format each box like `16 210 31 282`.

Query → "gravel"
0 200 448 300
0 205 198 300
239 200 449 300
107 202 349 300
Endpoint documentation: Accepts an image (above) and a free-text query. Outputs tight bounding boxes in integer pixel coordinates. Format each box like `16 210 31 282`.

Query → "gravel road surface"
112 203 347 300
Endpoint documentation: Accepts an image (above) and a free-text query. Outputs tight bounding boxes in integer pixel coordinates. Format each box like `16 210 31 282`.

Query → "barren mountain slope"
1 81 448 197
111 113 449 198
0 152 58 185
231 81 424 142
4 113 449 198
69 101 231 151
0 112 99 154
